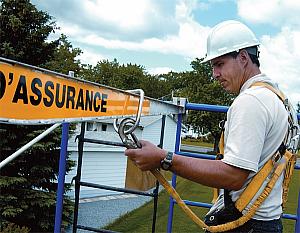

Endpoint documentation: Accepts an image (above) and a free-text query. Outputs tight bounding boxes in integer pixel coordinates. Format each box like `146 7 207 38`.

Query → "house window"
87 122 95 131
102 124 107 131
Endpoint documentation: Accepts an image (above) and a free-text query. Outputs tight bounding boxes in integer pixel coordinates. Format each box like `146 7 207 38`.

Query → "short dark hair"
227 46 260 67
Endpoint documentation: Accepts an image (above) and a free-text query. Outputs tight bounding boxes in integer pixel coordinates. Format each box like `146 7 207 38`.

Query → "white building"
65 115 178 198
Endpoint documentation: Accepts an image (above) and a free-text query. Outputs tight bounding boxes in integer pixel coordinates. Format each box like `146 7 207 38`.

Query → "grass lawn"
105 169 299 233
181 139 214 148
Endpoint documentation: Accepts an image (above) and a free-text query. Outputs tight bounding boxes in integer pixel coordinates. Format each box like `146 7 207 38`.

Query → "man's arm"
171 154 250 190
125 140 250 191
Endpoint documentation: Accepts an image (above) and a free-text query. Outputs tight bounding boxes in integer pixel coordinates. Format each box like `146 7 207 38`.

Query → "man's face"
211 54 243 94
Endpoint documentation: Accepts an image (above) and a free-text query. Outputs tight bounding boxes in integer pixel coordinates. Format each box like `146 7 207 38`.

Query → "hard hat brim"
200 43 260 64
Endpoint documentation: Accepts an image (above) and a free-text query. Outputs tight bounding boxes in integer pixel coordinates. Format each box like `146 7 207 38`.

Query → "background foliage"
0 0 75 231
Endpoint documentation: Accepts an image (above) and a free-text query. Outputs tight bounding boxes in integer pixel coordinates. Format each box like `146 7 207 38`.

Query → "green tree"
81 59 172 99
177 58 234 150
43 34 82 74
82 59 143 90
82 59 120 86
140 74 172 99
160 71 185 95
0 0 75 231
0 0 59 66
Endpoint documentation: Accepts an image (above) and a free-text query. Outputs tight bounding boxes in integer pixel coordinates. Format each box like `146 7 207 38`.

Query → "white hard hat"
202 20 260 63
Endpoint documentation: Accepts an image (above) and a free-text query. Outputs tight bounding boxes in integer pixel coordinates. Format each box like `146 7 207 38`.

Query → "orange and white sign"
0 61 150 124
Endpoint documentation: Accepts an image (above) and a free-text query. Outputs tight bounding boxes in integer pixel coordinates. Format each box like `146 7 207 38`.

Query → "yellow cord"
150 150 291 232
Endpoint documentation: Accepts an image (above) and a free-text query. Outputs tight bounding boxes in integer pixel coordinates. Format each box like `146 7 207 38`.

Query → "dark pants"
208 218 283 233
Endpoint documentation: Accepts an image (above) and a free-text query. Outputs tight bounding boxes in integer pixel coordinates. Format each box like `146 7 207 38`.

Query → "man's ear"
238 49 250 67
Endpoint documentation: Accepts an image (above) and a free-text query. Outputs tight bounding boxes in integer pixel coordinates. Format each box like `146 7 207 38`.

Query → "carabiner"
118 118 141 149
113 89 144 135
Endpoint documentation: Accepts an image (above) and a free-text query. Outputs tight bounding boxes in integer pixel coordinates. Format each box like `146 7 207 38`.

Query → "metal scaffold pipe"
0 123 61 169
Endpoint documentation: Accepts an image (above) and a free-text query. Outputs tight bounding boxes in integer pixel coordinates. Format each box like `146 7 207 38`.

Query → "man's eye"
214 63 222 68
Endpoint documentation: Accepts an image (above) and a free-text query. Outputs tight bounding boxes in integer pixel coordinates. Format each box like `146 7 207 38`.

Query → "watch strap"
160 151 174 170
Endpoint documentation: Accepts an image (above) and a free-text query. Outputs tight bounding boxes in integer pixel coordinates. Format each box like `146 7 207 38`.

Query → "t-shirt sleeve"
222 93 270 172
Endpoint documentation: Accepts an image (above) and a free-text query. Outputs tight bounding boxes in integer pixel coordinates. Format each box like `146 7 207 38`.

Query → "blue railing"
167 103 300 233
53 103 300 232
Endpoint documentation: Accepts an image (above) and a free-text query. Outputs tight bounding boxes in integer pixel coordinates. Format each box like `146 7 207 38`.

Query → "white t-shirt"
209 73 289 220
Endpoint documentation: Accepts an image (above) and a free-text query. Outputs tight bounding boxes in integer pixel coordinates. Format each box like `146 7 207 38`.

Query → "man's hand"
124 140 166 171
125 140 250 190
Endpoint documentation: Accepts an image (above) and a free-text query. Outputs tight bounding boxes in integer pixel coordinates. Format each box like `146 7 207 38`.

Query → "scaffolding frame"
70 115 167 232
166 103 300 233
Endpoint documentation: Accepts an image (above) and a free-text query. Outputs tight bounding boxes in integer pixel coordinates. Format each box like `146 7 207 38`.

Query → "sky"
31 0 300 107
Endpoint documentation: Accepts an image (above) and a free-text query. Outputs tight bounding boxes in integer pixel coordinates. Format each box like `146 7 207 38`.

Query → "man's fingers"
138 140 147 147
124 148 141 157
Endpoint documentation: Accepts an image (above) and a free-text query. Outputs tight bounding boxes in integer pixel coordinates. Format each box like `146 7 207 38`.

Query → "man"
125 20 297 232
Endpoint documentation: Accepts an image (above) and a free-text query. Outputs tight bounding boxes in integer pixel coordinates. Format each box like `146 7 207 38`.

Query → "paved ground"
180 144 213 153
65 193 154 233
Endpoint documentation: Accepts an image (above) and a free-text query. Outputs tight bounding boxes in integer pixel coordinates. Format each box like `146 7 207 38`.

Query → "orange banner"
0 62 150 123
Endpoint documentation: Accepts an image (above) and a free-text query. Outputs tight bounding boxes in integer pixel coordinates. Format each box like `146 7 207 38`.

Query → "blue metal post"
167 113 182 233
296 189 300 233
185 103 228 113
54 123 70 233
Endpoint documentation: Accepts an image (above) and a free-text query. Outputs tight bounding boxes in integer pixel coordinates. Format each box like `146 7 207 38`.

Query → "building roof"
68 130 125 151
97 115 175 128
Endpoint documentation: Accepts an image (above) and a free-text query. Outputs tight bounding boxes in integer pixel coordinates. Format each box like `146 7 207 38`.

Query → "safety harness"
209 81 298 230
243 82 298 210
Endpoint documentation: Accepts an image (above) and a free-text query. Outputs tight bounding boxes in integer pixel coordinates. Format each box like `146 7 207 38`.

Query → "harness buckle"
218 120 225 129
272 152 281 165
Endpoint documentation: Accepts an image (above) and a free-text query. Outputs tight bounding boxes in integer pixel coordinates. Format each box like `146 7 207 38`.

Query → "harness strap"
248 82 298 210
250 82 286 101
208 149 293 232
217 82 293 212
235 156 274 211
218 130 225 155
212 130 225 203
282 151 297 209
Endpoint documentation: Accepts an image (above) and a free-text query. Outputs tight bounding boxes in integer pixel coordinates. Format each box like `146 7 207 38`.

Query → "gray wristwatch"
160 151 174 170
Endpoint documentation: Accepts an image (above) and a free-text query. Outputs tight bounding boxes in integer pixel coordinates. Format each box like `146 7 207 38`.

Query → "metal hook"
117 118 141 149
113 89 144 134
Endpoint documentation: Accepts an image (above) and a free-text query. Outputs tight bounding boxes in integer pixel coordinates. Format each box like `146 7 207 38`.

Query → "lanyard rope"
150 149 292 232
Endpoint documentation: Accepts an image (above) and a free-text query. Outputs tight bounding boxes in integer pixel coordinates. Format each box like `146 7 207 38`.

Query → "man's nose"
212 69 220 80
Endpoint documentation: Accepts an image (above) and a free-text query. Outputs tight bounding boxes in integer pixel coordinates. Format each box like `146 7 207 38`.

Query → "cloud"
38 0 209 68
78 49 107 66
66 0 209 61
33 0 178 41
237 0 300 28
148 67 174 75
260 27 300 106
236 0 300 106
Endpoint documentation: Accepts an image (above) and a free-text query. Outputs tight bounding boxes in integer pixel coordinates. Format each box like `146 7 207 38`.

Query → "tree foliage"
43 34 82 74
0 0 75 231
81 59 172 99
0 0 59 66
169 58 234 149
